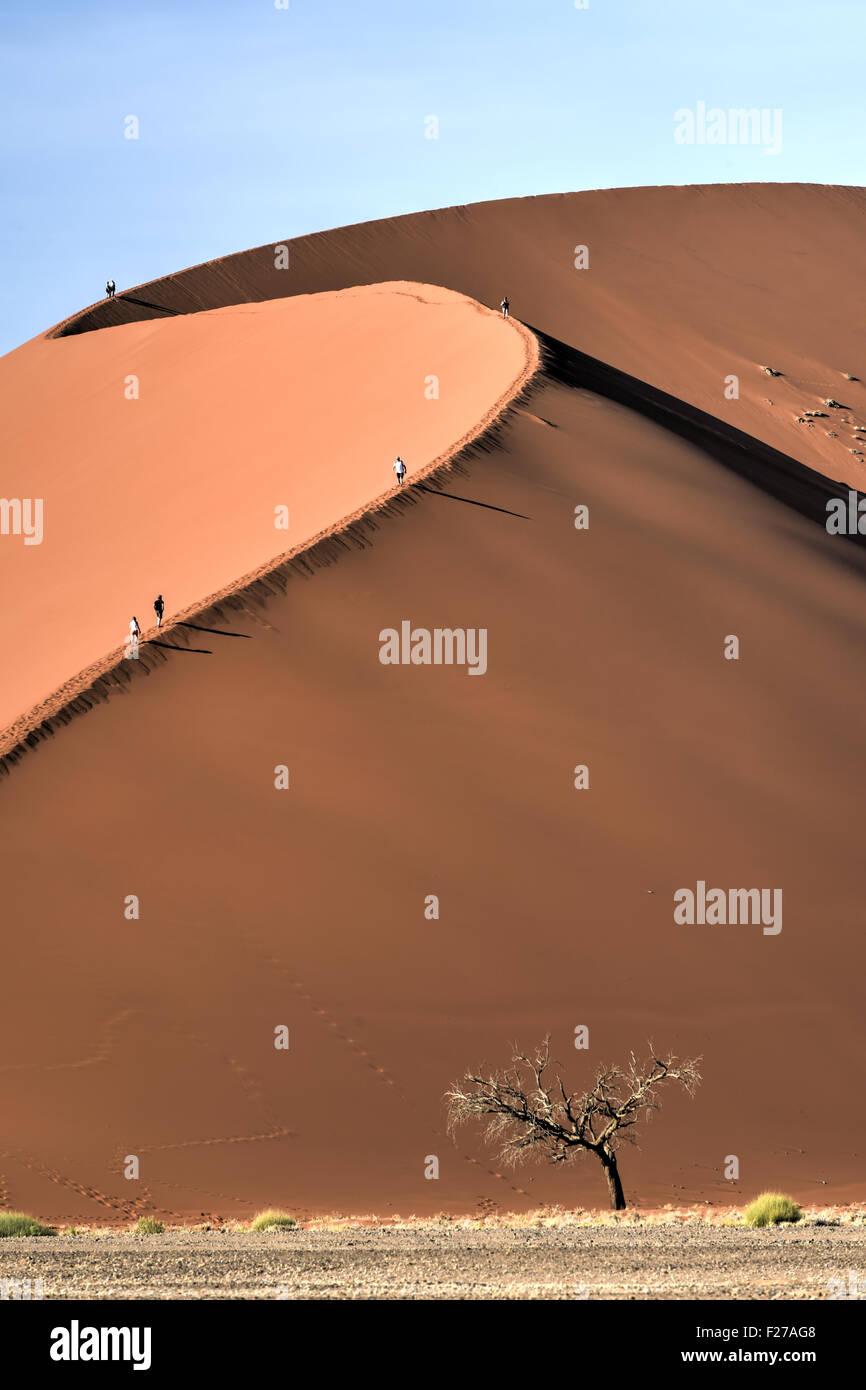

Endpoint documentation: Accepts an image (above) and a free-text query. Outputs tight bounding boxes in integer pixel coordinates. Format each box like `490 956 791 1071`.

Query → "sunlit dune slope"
0 282 533 731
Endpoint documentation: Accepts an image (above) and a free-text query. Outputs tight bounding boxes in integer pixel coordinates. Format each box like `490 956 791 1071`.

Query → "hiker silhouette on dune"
153 594 164 628
393 456 407 487
500 295 509 318
106 279 116 299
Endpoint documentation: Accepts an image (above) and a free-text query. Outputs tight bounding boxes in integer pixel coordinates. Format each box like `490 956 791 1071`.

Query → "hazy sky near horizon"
1 0 862 354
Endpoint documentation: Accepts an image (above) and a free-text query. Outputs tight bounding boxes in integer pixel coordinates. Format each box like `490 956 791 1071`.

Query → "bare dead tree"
445 1038 701 1211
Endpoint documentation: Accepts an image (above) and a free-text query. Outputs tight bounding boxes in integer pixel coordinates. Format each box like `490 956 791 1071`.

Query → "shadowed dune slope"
0 283 533 733
2 366 866 1222
1 186 865 1223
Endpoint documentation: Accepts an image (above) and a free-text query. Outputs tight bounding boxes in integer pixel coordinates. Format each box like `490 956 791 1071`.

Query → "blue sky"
1 0 862 354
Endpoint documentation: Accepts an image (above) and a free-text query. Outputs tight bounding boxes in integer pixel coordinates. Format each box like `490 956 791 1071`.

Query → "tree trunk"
599 1147 626 1210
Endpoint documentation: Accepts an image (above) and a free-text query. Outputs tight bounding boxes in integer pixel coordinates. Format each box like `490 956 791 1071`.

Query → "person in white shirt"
393 456 407 486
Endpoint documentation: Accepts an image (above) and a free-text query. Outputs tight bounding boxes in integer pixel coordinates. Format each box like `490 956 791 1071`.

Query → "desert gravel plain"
2 1215 865 1300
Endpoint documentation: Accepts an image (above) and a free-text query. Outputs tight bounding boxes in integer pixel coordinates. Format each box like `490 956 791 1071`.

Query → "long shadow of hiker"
177 622 252 638
118 295 181 317
144 640 212 654
413 482 530 520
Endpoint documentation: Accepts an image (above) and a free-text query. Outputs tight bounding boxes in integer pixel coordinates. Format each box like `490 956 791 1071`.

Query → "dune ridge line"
0 313 540 775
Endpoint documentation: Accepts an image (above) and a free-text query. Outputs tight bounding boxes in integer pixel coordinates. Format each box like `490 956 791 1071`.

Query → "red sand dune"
1 184 865 1225
55 183 866 492
0 283 532 734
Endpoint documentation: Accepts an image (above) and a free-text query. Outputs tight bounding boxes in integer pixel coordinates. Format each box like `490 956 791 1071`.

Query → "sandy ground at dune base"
2 1218 865 1300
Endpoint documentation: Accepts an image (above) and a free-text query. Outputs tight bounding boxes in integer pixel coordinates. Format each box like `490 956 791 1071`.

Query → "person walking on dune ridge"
500 295 509 319
393 455 407 487
106 279 116 299
153 594 164 628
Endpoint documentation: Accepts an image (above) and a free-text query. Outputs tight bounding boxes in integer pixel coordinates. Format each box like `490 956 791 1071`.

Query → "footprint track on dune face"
154 1180 257 1211
338 285 499 317
223 1054 266 1108
258 951 405 1098
0 1009 138 1073
122 1127 296 1158
256 948 537 1203
6 955 535 1217
437 1133 534 1201
105 1143 261 1220
102 1130 296 1220
0 974 532 1215
3 1138 193 1223
174 1027 283 1131
0 1149 146 1220
0 1020 296 1222
106 1139 274 1221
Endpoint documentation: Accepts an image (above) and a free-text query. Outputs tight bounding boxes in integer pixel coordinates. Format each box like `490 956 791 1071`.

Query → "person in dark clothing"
500 295 509 318
153 594 165 628
106 280 116 299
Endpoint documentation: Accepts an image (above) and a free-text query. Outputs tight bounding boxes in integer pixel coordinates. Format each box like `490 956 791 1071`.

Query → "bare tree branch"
445 1037 702 1210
